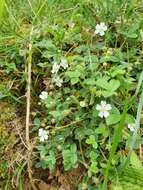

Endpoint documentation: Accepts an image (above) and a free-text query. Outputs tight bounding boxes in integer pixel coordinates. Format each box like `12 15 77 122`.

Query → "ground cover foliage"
0 0 143 189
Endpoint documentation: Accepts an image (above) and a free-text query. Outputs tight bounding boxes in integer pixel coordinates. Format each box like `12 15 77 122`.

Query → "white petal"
99 31 105 36
69 22 75 28
44 134 48 140
60 58 68 69
80 101 86 107
39 91 48 100
101 101 107 107
51 62 60 74
130 127 135 132
128 123 135 132
96 104 102 110
43 130 48 136
95 23 107 36
53 76 63 87
103 25 107 31
100 22 105 27
95 24 101 34
98 111 104 118
38 128 43 136
103 111 109 118
95 30 98 34
95 24 100 30
56 80 63 87
100 23 107 30
39 94 42 99
106 104 112 110
40 136 45 142
95 30 99 34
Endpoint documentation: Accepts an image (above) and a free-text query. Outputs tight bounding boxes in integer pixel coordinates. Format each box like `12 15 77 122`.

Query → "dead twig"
26 27 38 190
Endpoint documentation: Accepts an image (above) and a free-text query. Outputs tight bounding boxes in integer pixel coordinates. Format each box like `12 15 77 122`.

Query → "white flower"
53 76 63 87
39 91 48 100
38 128 49 142
95 22 107 36
96 101 112 118
60 58 68 69
127 123 135 132
51 62 60 74
68 21 75 28
80 101 87 107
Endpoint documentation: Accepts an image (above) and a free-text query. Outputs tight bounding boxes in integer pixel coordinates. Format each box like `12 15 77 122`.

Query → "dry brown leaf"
38 181 57 190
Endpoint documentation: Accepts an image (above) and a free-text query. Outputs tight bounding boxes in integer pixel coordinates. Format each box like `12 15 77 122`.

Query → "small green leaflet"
96 78 120 97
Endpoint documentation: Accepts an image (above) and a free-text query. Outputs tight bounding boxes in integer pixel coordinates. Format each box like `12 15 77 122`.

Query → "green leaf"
84 78 96 85
62 144 78 171
95 124 106 134
36 39 58 58
49 110 61 120
106 114 121 125
89 151 97 162
110 66 126 77
86 135 98 149
107 79 120 92
95 123 108 136
102 90 116 97
45 150 56 170
125 114 135 124
106 107 121 125
96 78 109 89
49 109 70 121
66 70 80 84
75 127 94 140
45 97 55 109
96 79 120 91
96 79 120 97
112 185 123 190
71 77 79 85
89 162 98 174
130 151 143 169
32 117 41 132
126 32 138 38
100 54 121 63
39 150 56 170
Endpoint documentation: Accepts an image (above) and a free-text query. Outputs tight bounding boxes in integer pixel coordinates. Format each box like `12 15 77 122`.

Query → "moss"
0 102 16 122
0 102 16 188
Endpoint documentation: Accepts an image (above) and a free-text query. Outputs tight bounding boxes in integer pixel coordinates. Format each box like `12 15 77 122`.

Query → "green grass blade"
102 101 128 190
0 0 5 24
135 70 143 96
120 70 143 171
122 89 143 170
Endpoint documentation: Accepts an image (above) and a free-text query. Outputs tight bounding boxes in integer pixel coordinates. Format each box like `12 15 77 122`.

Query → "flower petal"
51 62 60 74
98 111 104 118
100 22 105 27
103 25 107 31
128 123 135 132
44 134 48 140
103 111 109 118
38 128 43 136
40 136 45 142
60 58 68 69
96 104 102 110
130 127 135 132
95 30 99 34
100 22 107 31
106 104 112 110
95 24 100 30
101 101 107 107
99 31 105 36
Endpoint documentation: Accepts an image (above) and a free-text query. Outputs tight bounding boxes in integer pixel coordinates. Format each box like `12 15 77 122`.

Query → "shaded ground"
0 100 85 190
